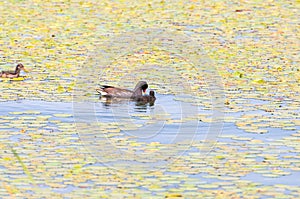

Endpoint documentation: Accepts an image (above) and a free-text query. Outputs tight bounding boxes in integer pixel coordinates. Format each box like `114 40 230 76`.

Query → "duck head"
134 81 148 93
15 63 28 73
149 90 155 97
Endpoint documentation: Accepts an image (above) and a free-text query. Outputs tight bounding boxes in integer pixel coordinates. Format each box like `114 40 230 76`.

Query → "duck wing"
1 70 16 75
97 85 133 98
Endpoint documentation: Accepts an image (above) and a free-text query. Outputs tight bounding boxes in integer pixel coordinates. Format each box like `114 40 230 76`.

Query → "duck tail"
96 88 104 94
96 87 110 97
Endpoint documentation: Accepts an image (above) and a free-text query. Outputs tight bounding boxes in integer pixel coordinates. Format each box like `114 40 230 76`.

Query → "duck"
135 90 156 105
96 81 148 98
0 63 28 78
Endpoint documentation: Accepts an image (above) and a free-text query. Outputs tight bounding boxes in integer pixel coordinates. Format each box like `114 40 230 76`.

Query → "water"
0 100 73 116
92 94 212 144
0 95 299 192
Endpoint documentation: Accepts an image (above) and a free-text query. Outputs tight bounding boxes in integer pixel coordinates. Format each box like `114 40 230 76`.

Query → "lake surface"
1 94 299 197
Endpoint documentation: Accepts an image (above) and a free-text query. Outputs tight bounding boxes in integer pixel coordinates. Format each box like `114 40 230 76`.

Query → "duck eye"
142 84 148 90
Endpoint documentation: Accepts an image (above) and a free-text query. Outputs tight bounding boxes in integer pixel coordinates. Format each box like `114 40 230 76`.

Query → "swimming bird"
135 90 156 105
96 81 148 98
0 63 28 78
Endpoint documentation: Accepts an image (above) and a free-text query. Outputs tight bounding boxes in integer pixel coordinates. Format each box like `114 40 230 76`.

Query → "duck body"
97 81 148 98
0 64 27 78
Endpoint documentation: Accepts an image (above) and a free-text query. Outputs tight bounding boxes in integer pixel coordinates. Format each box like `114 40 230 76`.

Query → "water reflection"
94 94 203 140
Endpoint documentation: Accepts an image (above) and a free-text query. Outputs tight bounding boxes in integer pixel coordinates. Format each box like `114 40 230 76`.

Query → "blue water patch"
241 172 300 186
52 185 77 194
0 100 73 116
91 94 215 144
